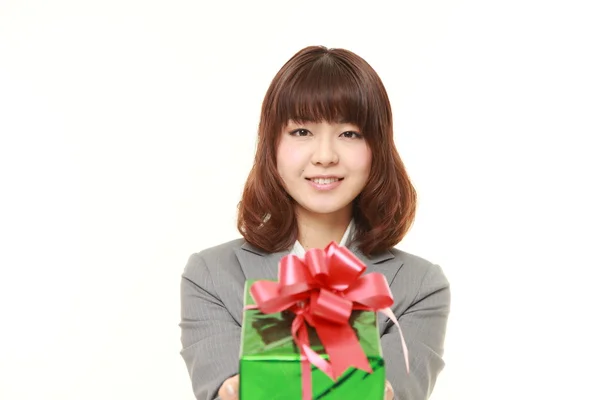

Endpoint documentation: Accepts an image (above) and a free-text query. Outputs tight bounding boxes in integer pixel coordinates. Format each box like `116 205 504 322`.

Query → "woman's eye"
290 128 310 136
341 131 363 139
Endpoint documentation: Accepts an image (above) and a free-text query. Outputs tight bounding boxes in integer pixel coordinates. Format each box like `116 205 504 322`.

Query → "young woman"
180 45 450 400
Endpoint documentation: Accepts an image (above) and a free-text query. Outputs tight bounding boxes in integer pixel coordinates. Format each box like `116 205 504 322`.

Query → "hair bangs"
274 58 369 130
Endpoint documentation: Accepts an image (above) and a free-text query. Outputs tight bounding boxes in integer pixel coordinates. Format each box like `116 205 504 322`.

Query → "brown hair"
237 46 416 256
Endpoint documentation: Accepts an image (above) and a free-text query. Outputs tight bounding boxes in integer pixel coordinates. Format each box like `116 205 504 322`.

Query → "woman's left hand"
385 380 394 400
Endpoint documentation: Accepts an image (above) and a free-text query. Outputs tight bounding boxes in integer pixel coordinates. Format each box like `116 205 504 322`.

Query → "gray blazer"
180 238 450 400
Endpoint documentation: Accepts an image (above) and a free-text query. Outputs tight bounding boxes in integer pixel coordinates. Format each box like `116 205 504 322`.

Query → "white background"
1 1 599 399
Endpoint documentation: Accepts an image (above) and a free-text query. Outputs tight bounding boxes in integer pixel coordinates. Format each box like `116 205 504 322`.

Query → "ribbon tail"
293 317 313 400
316 322 372 379
381 307 410 374
300 347 312 400
301 344 334 379
293 318 334 379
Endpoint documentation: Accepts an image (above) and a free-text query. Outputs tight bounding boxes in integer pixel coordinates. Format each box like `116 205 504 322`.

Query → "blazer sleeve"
180 253 240 400
381 263 451 400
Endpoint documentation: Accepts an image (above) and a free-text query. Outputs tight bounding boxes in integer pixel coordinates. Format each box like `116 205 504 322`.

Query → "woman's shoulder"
386 247 450 314
389 247 435 268
388 247 449 286
183 238 247 277
194 237 247 259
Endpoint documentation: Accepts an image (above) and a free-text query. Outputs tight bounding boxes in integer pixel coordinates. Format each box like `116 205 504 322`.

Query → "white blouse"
289 219 356 258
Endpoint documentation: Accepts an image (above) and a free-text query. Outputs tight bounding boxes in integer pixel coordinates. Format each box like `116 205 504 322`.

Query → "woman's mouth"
308 177 342 184
305 177 344 191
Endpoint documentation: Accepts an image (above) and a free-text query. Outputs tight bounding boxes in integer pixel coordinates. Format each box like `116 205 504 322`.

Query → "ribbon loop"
304 248 328 279
325 242 366 290
312 288 352 324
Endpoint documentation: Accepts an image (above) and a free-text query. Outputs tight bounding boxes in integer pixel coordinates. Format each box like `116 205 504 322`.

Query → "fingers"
385 379 395 400
218 374 239 400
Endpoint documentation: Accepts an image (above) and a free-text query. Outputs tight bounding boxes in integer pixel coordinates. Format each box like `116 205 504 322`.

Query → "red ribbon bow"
249 242 409 400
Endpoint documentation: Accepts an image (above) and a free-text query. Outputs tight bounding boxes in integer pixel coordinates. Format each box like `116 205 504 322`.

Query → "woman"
180 45 450 400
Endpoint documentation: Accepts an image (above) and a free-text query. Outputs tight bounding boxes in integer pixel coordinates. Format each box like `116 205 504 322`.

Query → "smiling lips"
306 176 344 191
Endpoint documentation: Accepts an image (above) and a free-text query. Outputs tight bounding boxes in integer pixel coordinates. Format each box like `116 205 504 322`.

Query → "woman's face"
276 120 372 219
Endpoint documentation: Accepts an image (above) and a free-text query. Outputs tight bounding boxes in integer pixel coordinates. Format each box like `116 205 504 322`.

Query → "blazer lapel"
235 241 289 281
348 244 404 333
348 243 403 288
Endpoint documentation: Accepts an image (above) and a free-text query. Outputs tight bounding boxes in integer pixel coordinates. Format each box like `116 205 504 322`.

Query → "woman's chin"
296 202 353 217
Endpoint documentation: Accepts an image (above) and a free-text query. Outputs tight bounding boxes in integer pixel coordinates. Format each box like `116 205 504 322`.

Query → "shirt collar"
290 219 355 258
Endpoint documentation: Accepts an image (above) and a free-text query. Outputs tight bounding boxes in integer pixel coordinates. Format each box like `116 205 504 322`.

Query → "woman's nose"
311 137 339 166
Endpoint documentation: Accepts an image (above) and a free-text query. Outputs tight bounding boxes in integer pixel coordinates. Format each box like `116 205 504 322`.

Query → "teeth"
311 178 340 184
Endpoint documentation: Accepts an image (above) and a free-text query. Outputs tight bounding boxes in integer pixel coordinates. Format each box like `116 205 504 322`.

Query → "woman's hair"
237 45 416 256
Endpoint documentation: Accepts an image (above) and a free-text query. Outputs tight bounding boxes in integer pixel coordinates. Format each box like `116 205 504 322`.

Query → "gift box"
239 280 386 400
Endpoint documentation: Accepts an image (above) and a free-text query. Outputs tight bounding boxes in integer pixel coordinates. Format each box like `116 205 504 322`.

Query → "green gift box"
239 280 386 400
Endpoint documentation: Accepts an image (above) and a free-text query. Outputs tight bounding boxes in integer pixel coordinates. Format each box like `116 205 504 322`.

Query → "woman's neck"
295 206 352 250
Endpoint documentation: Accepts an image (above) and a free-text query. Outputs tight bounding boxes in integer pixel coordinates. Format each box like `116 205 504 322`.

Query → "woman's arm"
180 253 240 400
382 264 451 400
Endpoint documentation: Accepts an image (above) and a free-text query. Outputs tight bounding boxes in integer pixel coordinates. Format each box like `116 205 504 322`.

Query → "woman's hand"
218 374 393 399
385 379 395 400
218 374 239 400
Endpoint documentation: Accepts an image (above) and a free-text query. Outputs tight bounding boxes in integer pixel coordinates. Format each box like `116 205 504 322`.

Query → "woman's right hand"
218 374 239 400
